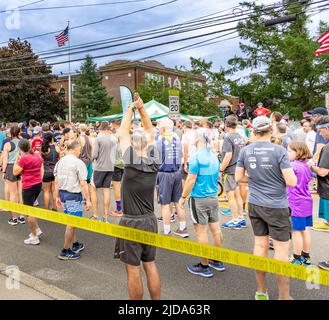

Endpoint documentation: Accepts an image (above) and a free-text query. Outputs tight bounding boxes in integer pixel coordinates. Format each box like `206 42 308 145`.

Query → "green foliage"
0 39 66 123
138 79 170 106
74 55 113 121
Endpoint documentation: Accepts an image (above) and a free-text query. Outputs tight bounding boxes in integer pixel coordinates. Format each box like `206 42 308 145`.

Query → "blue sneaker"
209 260 226 271
222 219 242 230
291 258 304 265
58 249 81 260
318 260 329 271
239 219 247 228
187 263 214 278
220 209 231 215
301 256 311 266
72 242 85 253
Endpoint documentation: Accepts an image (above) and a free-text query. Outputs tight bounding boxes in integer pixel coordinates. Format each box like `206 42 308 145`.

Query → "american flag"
55 26 69 47
313 30 329 57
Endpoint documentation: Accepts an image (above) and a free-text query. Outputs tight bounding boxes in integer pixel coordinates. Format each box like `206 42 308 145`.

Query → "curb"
0 262 81 300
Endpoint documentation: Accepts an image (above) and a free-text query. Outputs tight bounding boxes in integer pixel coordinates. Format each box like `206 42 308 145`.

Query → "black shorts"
112 167 124 182
43 172 55 183
22 183 42 206
92 171 113 188
4 164 21 182
249 203 291 242
114 214 158 266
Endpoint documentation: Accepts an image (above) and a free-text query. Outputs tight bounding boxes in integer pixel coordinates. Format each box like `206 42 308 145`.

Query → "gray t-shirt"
54 154 87 193
222 132 246 174
237 141 291 208
92 134 117 172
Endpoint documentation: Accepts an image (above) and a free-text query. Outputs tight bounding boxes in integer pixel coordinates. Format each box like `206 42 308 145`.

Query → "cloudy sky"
0 0 328 78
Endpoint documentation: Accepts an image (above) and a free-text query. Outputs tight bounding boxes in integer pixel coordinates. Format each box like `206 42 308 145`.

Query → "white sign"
169 90 180 118
326 93 329 110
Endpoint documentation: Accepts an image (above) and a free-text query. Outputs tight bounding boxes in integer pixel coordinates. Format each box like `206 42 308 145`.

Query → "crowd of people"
0 98 328 300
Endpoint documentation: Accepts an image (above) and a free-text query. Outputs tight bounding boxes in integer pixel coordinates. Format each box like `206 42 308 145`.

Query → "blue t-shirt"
0 132 5 152
188 148 220 198
313 131 329 155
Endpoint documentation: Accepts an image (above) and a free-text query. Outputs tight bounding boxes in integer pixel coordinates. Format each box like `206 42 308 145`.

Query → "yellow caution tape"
1 200 328 287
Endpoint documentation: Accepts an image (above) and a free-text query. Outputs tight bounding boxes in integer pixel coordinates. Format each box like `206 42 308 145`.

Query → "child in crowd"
287 142 313 266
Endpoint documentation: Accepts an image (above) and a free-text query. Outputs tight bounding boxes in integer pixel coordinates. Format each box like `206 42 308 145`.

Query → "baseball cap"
257 102 263 107
33 126 42 134
252 116 272 132
307 107 328 116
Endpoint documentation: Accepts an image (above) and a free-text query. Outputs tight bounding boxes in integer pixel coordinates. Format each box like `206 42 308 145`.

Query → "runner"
286 142 313 266
78 124 93 185
31 126 43 153
2 125 25 225
253 102 271 117
114 98 161 300
13 139 44 245
270 112 283 136
90 121 117 222
54 140 91 260
220 115 247 230
302 119 316 155
179 128 225 278
181 120 196 185
235 116 297 300
156 118 188 238
235 102 249 122
41 133 61 211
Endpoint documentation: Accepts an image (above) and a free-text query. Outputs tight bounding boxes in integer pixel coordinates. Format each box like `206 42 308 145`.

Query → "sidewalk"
0 274 52 300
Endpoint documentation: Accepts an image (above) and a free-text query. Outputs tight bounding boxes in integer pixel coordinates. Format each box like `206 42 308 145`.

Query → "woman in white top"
303 120 316 155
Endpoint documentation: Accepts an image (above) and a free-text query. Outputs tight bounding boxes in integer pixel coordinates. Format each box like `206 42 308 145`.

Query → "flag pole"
68 20 72 123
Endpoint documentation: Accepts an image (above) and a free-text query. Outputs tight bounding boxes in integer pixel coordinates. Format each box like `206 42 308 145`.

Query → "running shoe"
255 292 269 300
109 210 123 217
24 235 40 245
29 228 43 238
18 216 26 224
291 258 304 265
269 237 274 250
222 219 242 230
301 256 312 266
173 228 189 238
72 242 85 253
187 263 214 278
220 209 231 216
238 218 247 228
8 218 18 226
58 249 81 260
89 216 98 221
157 214 176 223
102 216 109 223
33 200 39 207
318 260 329 271
209 260 226 271
242 209 248 216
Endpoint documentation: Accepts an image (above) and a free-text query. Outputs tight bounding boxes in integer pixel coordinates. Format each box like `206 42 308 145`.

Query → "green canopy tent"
87 99 217 122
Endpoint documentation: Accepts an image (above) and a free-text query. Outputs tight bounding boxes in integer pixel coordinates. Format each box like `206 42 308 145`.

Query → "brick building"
51 59 207 105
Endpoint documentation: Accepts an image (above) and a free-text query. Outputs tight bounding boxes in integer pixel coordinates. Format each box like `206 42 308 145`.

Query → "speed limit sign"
169 90 180 118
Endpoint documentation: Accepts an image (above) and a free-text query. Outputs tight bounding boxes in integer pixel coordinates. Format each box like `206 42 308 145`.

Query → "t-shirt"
0 132 5 151
122 146 160 216
237 141 291 208
313 131 329 155
1 137 10 152
92 134 117 172
54 154 87 194
20 133 31 140
221 132 246 174
305 130 316 155
157 136 182 172
18 153 43 190
31 137 43 153
53 132 62 145
282 135 292 150
287 160 313 217
181 130 197 160
188 148 219 198
317 143 329 200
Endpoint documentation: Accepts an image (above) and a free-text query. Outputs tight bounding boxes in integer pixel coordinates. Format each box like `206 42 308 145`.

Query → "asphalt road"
0 182 328 300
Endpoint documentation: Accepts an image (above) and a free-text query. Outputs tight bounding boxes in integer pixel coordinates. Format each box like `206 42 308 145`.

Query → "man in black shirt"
114 95 161 300
308 116 329 271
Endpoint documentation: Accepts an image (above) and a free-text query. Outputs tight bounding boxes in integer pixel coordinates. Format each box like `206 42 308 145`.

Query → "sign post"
168 90 180 121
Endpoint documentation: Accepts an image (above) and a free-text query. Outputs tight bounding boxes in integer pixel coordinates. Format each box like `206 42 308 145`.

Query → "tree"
74 55 113 121
227 1 329 118
0 39 65 122
138 78 170 106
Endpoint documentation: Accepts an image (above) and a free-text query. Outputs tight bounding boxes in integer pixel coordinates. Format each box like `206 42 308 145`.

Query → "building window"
145 72 164 83
59 87 65 95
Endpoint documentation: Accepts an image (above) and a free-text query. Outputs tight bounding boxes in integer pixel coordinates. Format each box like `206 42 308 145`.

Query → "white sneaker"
33 200 39 207
29 228 43 238
24 235 40 245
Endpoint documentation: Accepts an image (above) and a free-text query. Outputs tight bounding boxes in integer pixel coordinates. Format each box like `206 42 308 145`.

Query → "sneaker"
24 235 40 245
255 292 269 300
269 237 274 250
89 216 98 221
222 219 242 230
18 216 26 224
8 218 18 226
102 216 109 223
291 258 304 265
58 249 81 260
220 209 231 215
318 260 329 271
173 228 189 238
301 256 311 266
33 200 39 207
162 231 172 236
242 209 248 216
29 228 43 238
238 218 247 228
72 242 85 253
209 260 226 271
109 210 123 217
187 263 214 278
157 215 176 223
